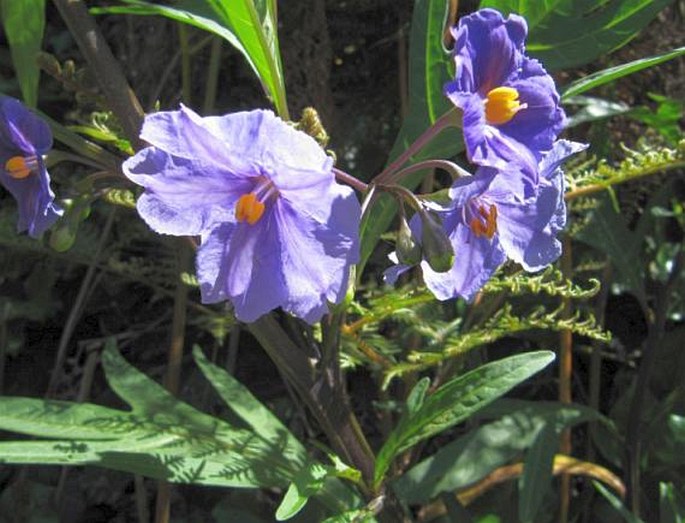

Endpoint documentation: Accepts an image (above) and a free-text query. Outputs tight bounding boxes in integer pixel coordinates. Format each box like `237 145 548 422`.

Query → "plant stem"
248 315 375 486
384 158 471 186
52 0 145 149
155 240 191 523
625 246 684 516
559 236 573 523
374 109 460 185
333 166 369 193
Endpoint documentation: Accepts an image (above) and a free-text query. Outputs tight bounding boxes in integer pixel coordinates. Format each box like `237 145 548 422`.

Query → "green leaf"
193 346 306 464
575 195 645 301
518 424 557 523
405 377 431 416
0 0 45 107
0 340 299 489
375 351 555 486
276 462 329 521
660 482 685 523
358 0 460 274
562 46 685 99
564 96 631 128
0 397 129 440
93 0 288 117
594 481 645 523
479 0 673 70
393 400 603 503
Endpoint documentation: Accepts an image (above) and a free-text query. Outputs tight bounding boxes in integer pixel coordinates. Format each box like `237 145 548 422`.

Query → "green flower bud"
396 214 422 266
419 211 454 273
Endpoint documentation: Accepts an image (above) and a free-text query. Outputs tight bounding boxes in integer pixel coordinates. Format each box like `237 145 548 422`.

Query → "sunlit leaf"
375 351 555 486
479 0 673 70
0 0 45 107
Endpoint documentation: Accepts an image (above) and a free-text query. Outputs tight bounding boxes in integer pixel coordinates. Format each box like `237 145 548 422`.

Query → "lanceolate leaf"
0 0 46 107
0 341 299 489
479 0 673 70
374 351 555 486
393 399 605 503
561 46 685 100
92 0 288 117
193 346 307 465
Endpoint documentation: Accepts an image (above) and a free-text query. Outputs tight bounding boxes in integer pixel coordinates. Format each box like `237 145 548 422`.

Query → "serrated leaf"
358 0 460 274
375 351 555 486
480 0 673 70
0 0 45 107
93 0 287 117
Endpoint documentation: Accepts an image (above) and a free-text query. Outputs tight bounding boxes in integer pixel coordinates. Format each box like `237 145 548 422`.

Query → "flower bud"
419 211 454 273
396 214 422 266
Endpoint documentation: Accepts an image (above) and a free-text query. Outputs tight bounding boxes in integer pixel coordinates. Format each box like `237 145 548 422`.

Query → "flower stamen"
469 203 498 239
484 87 527 125
235 193 265 225
5 155 35 179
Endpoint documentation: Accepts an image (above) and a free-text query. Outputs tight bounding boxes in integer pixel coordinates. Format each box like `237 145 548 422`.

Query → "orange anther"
469 204 498 239
484 86 526 125
235 193 265 225
5 156 32 179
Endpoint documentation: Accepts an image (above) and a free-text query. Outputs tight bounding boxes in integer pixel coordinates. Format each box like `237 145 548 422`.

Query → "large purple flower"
0 96 62 237
123 106 361 323
444 9 565 193
385 140 586 300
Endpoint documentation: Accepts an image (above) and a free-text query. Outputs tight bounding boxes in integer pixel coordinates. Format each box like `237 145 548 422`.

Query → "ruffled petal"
275 191 360 323
197 217 287 323
0 97 52 156
0 158 62 237
500 62 566 158
448 9 527 94
123 147 248 236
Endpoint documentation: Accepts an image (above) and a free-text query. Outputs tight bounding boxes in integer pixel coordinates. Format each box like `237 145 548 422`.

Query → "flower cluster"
0 96 62 237
124 107 360 324
385 8 586 300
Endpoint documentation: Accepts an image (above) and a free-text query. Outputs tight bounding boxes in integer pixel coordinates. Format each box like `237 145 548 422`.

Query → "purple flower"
0 96 62 237
385 140 586 300
123 106 361 323
444 8 565 193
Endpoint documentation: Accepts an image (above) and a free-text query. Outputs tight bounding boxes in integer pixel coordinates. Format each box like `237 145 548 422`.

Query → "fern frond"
483 266 601 299
566 139 685 200
382 304 610 386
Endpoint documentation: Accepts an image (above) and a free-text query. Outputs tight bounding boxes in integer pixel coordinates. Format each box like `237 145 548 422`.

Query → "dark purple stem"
374 109 460 185
333 167 369 193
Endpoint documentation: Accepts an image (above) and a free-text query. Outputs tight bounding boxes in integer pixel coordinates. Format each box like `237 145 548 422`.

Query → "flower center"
4 155 36 179
468 201 498 239
234 177 278 225
484 87 526 125
235 193 265 225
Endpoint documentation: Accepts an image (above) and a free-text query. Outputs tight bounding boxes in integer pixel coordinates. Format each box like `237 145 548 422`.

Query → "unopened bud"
396 214 422 266
419 211 454 273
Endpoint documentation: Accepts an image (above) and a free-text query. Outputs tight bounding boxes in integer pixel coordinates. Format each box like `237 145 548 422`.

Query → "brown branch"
52 0 145 150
